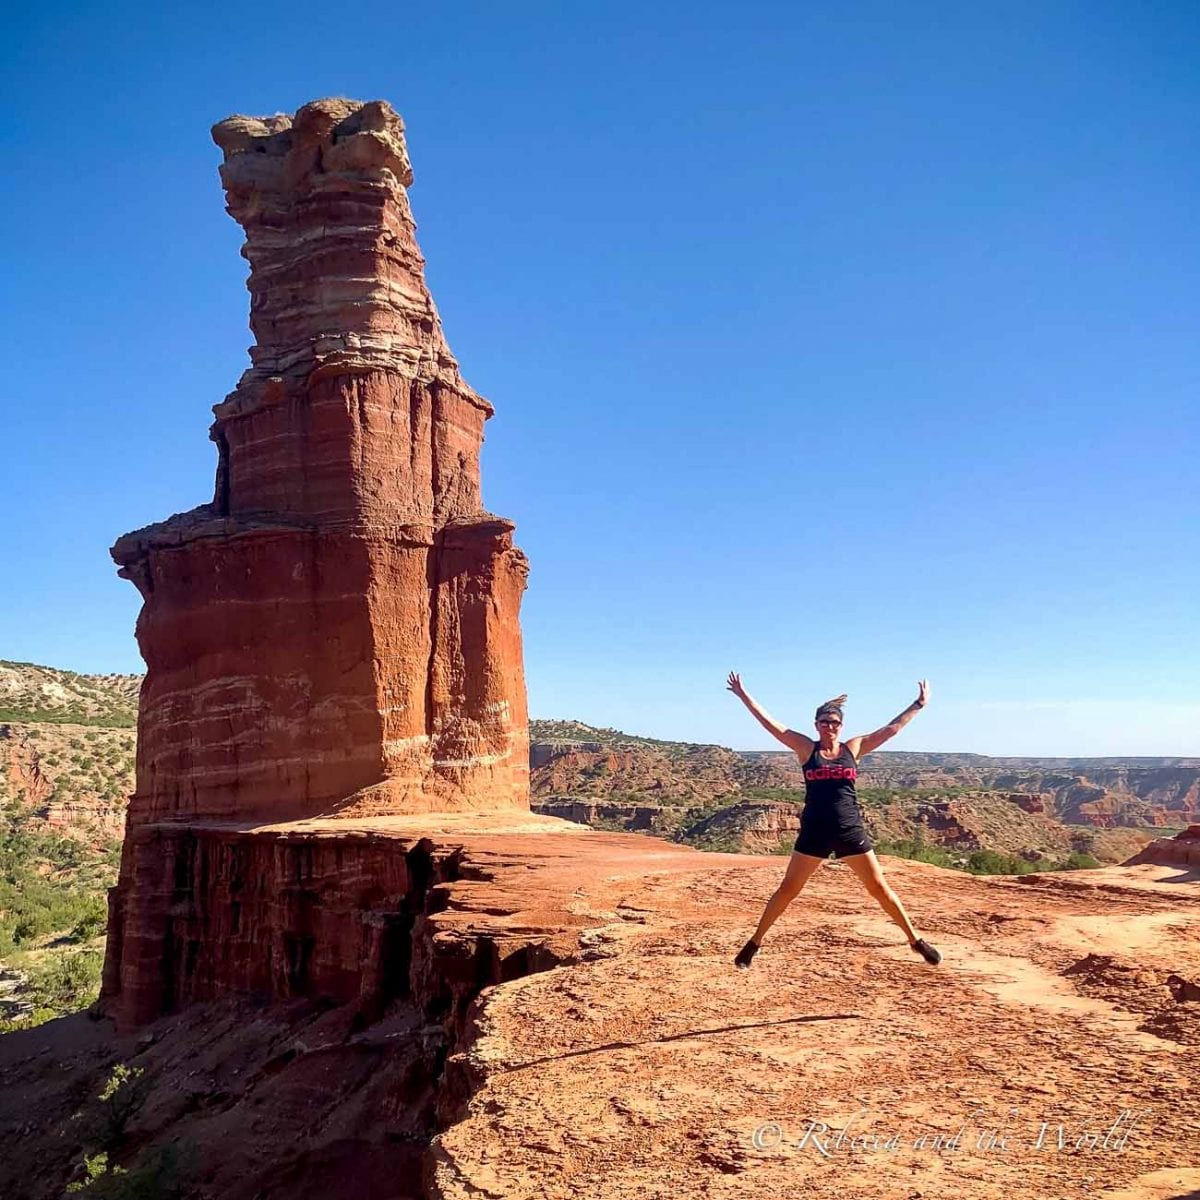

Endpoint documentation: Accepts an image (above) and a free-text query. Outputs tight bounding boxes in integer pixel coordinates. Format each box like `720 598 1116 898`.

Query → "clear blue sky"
2 2 1197 756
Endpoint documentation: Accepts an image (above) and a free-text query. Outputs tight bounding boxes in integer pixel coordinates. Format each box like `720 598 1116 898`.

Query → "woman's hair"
815 693 848 721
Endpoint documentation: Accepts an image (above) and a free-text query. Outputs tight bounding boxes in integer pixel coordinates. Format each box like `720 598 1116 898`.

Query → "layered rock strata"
103 99 532 1030
111 98 529 827
531 796 685 833
102 816 592 1031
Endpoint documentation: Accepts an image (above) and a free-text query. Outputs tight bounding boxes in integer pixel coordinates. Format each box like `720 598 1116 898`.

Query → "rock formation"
1124 824 1200 869
102 98 532 1029
912 798 981 849
1 728 53 807
676 797 801 852
1006 791 1045 813
532 795 688 833
110 98 529 826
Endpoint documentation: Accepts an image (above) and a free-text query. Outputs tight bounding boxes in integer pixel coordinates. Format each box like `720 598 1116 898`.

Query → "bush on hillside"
24 949 103 1011
873 838 959 869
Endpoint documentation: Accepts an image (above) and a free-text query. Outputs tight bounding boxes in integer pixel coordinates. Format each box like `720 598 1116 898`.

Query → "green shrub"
96 1064 148 1143
874 838 958 869
963 849 1056 875
25 949 102 1011
67 1151 113 1194
65 1142 192 1199
68 1063 152 1161
0 1005 57 1033
69 897 109 942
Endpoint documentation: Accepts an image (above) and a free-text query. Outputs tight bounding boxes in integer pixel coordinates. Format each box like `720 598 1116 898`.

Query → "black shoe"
734 939 760 969
910 937 941 965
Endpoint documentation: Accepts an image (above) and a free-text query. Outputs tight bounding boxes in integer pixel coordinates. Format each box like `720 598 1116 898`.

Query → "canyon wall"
744 749 1200 828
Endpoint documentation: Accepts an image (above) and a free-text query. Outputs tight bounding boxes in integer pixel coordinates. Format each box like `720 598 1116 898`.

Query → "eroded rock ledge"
1123 823 1200 869
102 814 606 1036
3 825 712 1200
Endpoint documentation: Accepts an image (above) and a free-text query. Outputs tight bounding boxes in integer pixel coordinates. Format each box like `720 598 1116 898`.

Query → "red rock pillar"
110 99 530 826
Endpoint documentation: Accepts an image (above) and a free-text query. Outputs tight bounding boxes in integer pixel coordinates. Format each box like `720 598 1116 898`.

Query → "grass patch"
0 709 136 728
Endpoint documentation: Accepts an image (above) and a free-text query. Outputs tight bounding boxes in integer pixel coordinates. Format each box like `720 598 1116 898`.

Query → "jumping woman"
726 672 942 968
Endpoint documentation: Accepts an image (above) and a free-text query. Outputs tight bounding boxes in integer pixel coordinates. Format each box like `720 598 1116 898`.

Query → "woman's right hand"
727 671 747 699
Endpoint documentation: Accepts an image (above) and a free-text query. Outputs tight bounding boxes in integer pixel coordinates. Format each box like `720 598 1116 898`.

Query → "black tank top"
801 743 859 818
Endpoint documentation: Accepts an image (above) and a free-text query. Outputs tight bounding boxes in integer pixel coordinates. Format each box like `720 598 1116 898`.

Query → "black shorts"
793 818 872 859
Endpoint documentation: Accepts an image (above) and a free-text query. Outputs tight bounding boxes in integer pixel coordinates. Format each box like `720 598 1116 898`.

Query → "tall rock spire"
111 98 530 824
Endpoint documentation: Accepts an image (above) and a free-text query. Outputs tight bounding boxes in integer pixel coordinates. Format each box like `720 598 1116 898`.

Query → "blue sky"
2 2 1197 755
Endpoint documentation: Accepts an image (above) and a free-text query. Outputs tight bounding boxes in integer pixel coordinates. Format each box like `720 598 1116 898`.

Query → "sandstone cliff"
1123 824 1200 870
98 98 537 1034
0 726 131 841
110 99 530 829
0 665 137 849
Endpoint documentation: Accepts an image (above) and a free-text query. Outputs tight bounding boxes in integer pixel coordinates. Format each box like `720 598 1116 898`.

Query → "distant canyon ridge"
2 663 1196 865
531 717 1200 825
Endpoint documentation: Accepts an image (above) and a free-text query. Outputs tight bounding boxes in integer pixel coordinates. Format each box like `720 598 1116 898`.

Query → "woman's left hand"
917 679 930 706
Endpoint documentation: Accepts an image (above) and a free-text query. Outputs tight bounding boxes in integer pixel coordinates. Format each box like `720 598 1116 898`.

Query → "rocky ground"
430 848 1200 1200
2 822 1197 1200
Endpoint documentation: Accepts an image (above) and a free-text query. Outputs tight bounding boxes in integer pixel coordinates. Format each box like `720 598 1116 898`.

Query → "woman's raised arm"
726 672 814 755
847 680 930 759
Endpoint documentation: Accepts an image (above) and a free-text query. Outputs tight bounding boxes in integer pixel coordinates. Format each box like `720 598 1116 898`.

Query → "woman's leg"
840 850 921 943
748 851 826 945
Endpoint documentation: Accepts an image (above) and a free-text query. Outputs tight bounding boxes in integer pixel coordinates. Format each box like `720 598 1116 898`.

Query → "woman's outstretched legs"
841 850 941 962
841 850 919 940
735 851 826 966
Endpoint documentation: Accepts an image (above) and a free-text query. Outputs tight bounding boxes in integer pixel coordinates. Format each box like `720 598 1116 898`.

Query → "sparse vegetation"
874 834 1096 875
0 661 139 729
530 718 720 758
95 1064 149 1144
0 708 135 728
874 835 961 870
64 1143 193 1199
25 949 104 1009
964 848 1056 875
0 803 118 1023
0 666 134 1026
62 1066 194 1199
